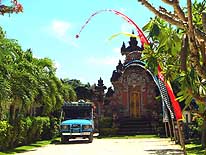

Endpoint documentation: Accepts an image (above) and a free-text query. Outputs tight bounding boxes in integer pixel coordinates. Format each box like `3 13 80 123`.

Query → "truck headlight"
83 125 92 130
61 125 69 130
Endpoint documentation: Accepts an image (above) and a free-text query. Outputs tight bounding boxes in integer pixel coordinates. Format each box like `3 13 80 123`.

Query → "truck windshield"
63 108 92 120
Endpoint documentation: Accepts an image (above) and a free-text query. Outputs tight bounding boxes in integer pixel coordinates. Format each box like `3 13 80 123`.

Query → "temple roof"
105 87 114 98
97 77 104 87
121 31 144 56
95 77 107 91
111 70 122 82
111 32 147 83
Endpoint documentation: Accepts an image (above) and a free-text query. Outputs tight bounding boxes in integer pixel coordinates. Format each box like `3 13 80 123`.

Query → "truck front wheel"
61 135 69 143
88 133 93 143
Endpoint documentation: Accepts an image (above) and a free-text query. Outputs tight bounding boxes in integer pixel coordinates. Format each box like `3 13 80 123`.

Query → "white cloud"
112 47 120 54
120 8 126 13
86 47 125 66
51 20 71 38
121 23 133 33
45 19 79 48
87 56 117 65
87 55 124 66
33 53 42 59
54 61 61 69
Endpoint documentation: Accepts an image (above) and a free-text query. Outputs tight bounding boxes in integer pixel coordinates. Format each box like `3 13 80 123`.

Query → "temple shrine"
93 32 161 124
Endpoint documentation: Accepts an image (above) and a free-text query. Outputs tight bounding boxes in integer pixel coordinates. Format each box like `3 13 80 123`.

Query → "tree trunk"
200 41 206 68
180 34 188 71
201 119 206 149
0 102 3 120
9 103 15 125
202 12 206 33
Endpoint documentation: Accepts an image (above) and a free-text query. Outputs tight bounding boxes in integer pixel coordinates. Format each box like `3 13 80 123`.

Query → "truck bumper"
62 132 91 136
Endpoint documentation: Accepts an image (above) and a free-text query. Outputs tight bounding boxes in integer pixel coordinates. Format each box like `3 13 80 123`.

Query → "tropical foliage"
138 0 206 148
0 27 76 150
0 116 60 151
0 0 23 15
63 79 93 101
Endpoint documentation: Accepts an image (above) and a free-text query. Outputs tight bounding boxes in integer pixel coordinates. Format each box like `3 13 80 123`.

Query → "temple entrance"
129 91 141 118
99 31 160 125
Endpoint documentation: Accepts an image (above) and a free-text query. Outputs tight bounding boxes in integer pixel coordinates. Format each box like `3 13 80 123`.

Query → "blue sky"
0 0 174 87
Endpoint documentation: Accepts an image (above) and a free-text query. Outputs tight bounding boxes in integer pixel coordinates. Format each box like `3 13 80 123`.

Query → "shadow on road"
52 139 91 145
146 148 183 155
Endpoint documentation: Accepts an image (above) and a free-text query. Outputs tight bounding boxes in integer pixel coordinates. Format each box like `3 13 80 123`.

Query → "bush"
22 117 33 144
35 117 60 140
99 128 118 136
0 121 12 150
99 117 113 128
28 117 50 142
98 117 117 136
0 116 59 151
49 117 60 139
10 117 33 146
40 117 50 140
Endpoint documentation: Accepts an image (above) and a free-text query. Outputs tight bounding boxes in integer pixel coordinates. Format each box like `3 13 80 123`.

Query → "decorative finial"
98 77 104 86
122 42 125 48
116 60 123 72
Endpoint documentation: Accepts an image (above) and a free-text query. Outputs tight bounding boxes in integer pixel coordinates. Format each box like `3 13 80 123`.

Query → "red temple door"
129 91 141 118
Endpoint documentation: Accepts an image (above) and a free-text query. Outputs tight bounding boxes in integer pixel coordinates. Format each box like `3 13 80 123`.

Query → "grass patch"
0 138 60 155
186 143 206 155
98 134 159 139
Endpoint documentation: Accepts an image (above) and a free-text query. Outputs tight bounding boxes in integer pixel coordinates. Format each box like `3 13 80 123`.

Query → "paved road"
17 138 183 155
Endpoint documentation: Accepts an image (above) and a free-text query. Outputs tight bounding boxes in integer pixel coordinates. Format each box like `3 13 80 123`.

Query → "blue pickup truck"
60 100 94 143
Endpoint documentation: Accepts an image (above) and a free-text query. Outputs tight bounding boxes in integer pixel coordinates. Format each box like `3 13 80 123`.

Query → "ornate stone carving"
104 33 159 119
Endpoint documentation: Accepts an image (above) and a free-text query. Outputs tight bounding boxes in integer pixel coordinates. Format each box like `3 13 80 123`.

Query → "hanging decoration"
75 9 149 46
158 65 183 121
108 32 140 41
76 9 182 122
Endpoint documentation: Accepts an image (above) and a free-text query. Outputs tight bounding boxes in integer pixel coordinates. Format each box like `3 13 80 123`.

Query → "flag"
76 9 149 46
158 78 175 121
151 70 173 122
162 103 169 123
165 81 183 120
158 65 183 121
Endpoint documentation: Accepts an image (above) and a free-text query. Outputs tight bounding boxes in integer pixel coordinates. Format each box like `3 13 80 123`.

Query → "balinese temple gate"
93 33 162 135
77 9 183 145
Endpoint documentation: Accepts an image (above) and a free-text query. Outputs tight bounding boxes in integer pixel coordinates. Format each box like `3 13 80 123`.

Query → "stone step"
119 123 152 127
118 118 152 123
118 127 154 131
117 130 156 135
118 117 150 121
119 122 151 126
119 127 153 131
117 118 157 136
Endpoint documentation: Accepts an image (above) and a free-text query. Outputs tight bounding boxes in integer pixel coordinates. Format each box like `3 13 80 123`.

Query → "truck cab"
60 100 94 143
